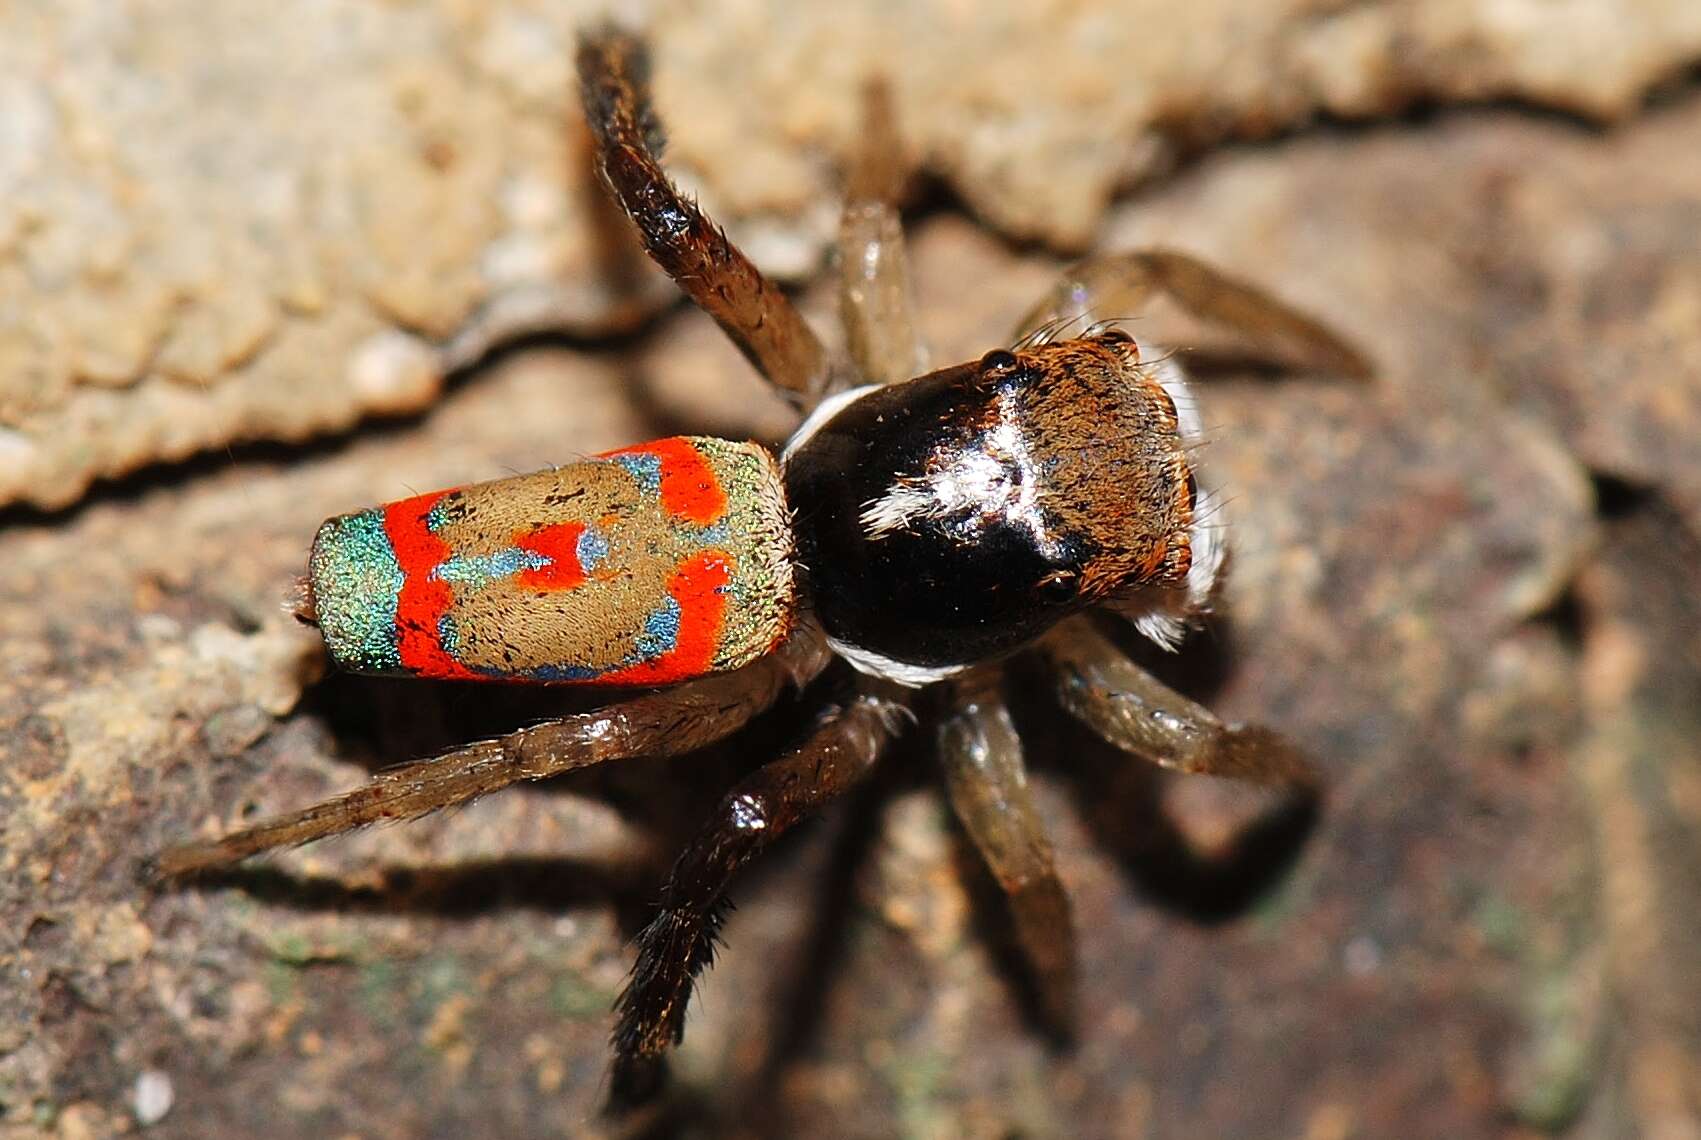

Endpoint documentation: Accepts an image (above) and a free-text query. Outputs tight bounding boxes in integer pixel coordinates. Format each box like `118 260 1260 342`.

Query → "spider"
153 26 1371 1111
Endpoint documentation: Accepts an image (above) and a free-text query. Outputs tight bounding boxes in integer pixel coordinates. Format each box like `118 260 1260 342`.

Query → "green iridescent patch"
309 508 404 673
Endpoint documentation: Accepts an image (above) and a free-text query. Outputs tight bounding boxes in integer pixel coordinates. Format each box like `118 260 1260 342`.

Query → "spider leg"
837 79 925 388
1041 617 1318 789
938 677 1077 1040
609 682 912 1109
577 27 834 404
1014 248 1372 379
149 630 832 879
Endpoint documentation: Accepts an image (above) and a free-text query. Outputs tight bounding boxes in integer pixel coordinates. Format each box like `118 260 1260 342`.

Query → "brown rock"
5 2 1701 510
4 7 1701 1139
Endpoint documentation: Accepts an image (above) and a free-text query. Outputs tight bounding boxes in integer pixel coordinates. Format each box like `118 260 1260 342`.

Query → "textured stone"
5 1 1701 510
4 8 1701 1140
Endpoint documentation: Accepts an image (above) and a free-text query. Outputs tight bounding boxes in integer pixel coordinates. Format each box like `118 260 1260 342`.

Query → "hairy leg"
609 684 912 1109
150 630 833 878
937 677 1076 1039
837 80 925 388
577 27 834 403
1041 617 1317 788
1015 248 1372 380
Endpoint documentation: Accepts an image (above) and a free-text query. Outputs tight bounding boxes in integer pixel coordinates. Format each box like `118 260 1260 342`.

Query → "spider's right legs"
836 80 925 388
609 683 912 1109
937 678 1077 1039
1015 248 1372 380
150 629 832 879
1041 617 1318 789
577 27 833 403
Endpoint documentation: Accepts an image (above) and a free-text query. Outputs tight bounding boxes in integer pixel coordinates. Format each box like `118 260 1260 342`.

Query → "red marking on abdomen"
384 491 477 680
515 521 588 590
605 437 728 525
599 550 732 687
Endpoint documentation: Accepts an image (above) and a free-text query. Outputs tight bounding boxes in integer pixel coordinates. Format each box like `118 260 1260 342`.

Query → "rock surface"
3 4 1701 1139
5 0 1701 511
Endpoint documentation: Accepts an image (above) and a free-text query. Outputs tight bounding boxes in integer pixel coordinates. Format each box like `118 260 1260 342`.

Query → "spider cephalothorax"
156 24 1369 1113
786 332 1209 680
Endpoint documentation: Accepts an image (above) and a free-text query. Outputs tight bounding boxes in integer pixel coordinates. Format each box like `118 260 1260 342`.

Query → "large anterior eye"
978 349 1020 380
1034 570 1079 604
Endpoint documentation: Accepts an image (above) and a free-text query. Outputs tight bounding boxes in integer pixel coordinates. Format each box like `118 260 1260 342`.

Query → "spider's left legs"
609 684 912 1109
149 630 832 879
1042 617 1318 789
1014 248 1373 379
938 678 1077 1038
577 27 833 403
836 80 925 387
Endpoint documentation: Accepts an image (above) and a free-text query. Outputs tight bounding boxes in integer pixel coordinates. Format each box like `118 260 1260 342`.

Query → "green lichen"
550 974 617 1021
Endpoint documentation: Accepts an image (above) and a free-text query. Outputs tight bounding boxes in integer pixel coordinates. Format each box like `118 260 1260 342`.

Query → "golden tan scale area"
429 438 794 679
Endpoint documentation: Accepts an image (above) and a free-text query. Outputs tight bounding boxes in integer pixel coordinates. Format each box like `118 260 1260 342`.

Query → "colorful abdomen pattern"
306 436 796 685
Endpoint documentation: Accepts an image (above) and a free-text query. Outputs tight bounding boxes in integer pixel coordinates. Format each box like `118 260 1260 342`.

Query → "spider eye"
1035 571 1078 604
978 349 1021 381
1097 327 1136 346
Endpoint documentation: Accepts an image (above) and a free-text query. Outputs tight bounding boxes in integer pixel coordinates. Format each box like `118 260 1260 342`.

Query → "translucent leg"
938 678 1077 1038
1015 248 1372 379
1042 617 1318 788
837 80 925 388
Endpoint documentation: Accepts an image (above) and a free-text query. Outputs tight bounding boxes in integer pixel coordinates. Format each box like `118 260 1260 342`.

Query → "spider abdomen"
305 436 795 685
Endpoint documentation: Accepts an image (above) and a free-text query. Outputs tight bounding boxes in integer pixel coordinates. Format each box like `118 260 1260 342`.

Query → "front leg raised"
578 27 835 404
937 678 1077 1040
1016 248 1372 380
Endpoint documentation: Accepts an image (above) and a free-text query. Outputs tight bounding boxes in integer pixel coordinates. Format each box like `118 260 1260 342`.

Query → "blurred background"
1 2 1698 1137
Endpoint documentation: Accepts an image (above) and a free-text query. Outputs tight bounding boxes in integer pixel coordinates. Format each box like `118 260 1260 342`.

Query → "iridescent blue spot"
437 612 462 654
525 662 600 682
692 522 731 544
613 453 662 497
635 596 682 658
432 548 551 587
576 526 610 572
426 498 454 533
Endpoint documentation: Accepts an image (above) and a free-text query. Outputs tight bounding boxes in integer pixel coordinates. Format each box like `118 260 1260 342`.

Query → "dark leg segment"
609 685 911 1108
1042 617 1318 788
837 80 925 387
577 27 833 402
1016 248 1373 380
937 677 1077 1039
151 631 832 878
